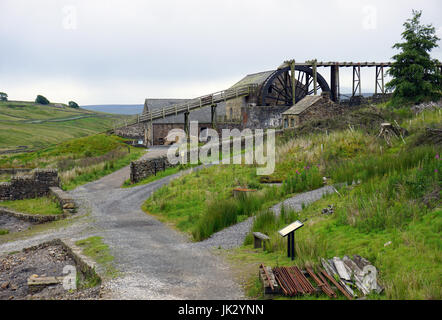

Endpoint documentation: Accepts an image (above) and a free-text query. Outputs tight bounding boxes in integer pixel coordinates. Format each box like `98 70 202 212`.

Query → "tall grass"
282 165 323 195
336 153 440 232
328 145 439 186
192 188 277 241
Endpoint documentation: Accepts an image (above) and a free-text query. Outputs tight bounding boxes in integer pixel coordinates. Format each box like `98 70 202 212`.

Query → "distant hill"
0 101 134 152
82 104 144 115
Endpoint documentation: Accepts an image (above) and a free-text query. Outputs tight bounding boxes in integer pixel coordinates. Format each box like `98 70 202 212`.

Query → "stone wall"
0 169 60 201
241 105 290 129
0 207 64 223
114 122 146 140
340 93 393 107
49 187 76 214
0 168 33 175
130 156 176 183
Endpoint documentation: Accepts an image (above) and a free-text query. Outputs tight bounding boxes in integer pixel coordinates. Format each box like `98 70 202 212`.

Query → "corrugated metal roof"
282 96 322 115
230 70 275 88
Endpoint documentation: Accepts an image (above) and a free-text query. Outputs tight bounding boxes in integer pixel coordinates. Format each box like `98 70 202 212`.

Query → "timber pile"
260 255 383 299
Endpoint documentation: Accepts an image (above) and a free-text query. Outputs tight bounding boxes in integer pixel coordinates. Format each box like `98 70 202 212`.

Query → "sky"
0 0 441 105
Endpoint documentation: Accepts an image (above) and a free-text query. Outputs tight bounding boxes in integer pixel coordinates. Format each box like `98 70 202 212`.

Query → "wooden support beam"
184 112 190 140
330 64 340 102
211 104 217 129
313 59 318 95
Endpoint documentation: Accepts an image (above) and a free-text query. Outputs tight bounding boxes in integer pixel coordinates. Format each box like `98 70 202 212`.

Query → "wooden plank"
320 269 353 300
253 232 270 240
306 267 335 298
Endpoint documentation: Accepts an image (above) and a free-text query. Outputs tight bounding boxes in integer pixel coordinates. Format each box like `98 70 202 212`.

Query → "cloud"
0 0 441 104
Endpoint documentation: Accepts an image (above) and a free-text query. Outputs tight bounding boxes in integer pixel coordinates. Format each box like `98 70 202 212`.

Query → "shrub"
0 92 7 101
35 95 50 105
69 101 80 109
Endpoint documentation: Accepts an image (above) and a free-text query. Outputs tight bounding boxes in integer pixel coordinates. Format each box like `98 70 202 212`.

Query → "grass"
75 236 119 278
0 100 134 150
0 229 9 235
142 103 440 299
227 108 441 300
0 134 145 190
142 119 384 241
0 196 63 215
0 174 10 182
142 163 288 241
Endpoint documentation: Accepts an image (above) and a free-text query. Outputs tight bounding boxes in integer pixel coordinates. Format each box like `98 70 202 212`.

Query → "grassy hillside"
0 134 145 190
142 104 441 300
0 101 134 151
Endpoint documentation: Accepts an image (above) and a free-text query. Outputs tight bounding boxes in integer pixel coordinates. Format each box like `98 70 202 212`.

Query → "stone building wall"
241 105 290 129
226 96 247 121
0 169 60 201
114 122 146 140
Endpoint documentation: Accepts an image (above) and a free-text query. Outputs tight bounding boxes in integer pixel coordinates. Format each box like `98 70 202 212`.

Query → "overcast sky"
0 0 441 105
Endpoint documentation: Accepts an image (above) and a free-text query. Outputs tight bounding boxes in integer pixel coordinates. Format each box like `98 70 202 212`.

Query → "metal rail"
137 84 258 124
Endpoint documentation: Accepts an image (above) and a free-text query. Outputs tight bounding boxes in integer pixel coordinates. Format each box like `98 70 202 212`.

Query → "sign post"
278 220 304 261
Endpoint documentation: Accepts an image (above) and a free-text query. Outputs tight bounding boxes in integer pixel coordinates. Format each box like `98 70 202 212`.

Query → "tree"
386 10 442 105
68 101 80 109
35 95 50 105
0 92 7 101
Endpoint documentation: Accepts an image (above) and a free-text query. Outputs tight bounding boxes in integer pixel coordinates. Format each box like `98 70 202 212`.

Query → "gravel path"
0 145 335 300
69 148 243 300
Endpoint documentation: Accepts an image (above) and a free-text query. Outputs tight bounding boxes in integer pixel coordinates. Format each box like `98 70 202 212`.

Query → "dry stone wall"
130 156 176 183
0 169 60 201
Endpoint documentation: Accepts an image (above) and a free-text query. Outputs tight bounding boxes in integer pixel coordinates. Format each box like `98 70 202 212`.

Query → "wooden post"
313 59 318 95
211 104 217 129
291 60 296 105
287 233 291 258
184 111 190 141
381 65 385 94
352 66 356 97
331 63 340 102
291 232 295 260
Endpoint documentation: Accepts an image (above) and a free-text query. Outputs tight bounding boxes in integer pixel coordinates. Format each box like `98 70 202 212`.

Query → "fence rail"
137 84 258 124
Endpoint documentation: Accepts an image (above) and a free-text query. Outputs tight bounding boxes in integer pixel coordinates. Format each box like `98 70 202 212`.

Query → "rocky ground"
0 215 33 234
0 242 100 300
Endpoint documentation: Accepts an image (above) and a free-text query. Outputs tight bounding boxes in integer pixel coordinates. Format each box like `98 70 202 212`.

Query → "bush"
35 95 50 105
69 101 80 108
0 92 7 101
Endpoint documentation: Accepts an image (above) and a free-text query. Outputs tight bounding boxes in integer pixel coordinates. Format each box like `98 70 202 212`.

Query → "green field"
0 101 134 151
0 134 145 190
